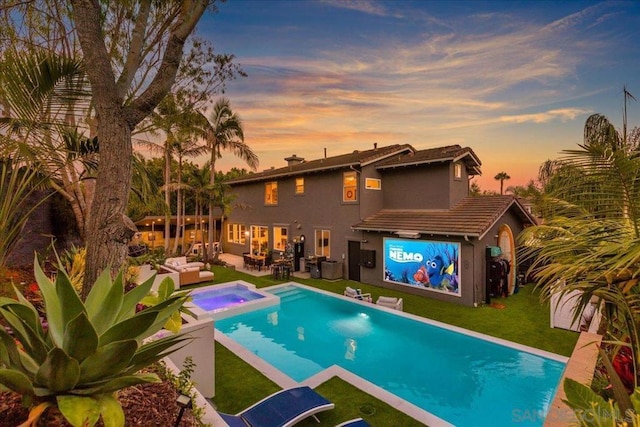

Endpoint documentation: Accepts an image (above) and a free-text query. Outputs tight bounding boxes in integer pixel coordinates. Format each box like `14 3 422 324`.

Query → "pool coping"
215 281 568 426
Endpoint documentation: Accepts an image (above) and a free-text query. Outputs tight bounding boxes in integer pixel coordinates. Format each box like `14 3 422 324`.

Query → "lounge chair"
376 296 403 311
344 286 372 302
218 386 334 427
336 419 371 427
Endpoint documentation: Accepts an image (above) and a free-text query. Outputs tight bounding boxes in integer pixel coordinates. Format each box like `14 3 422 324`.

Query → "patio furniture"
218 386 334 427
336 418 371 427
162 256 205 272
376 296 403 311
344 286 372 302
161 256 212 286
271 260 292 280
178 267 214 286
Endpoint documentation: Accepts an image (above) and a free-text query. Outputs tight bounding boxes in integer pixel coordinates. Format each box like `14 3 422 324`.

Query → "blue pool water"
216 285 566 426
190 284 265 311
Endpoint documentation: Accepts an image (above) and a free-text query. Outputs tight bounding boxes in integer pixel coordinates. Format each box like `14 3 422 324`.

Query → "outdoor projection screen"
383 238 461 297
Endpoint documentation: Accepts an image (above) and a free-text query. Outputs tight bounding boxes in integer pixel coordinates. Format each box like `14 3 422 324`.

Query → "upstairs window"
295 177 304 194
265 181 278 205
343 171 357 202
365 177 381 190
454 163 463 180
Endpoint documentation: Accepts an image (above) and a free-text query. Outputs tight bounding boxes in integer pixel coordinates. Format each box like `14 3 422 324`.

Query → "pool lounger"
218 386 334 427
336 418 371 427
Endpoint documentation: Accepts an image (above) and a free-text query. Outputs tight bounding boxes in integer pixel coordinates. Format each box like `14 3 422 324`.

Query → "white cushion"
345 287 357 296
378 296 398 304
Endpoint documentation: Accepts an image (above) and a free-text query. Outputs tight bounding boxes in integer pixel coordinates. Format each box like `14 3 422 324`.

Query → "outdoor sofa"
162 256 213 286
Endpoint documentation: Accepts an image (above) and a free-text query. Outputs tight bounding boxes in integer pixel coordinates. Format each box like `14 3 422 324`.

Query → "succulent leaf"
87 270 124 336
35 348 80 392
84 268 113 317
99 311 157 346
116 274 154 322
79 340 137 383
97 393 125 427
54 269 86 328
73 373 160 395
0 307 48 364
0 368 34 396
63 312 99 362
33 257 63 347
57 394 101 427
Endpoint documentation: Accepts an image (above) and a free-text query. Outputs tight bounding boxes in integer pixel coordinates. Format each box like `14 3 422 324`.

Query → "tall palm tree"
494 171 510 195
183 161 212 255
168 136 207 255
198 98 258 261
141 94 209 253
520 94 640 390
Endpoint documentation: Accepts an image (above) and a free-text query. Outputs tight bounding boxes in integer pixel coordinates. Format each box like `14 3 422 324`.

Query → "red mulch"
0 379 199 426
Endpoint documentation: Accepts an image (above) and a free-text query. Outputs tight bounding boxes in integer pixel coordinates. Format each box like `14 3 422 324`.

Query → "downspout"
464 235 478 307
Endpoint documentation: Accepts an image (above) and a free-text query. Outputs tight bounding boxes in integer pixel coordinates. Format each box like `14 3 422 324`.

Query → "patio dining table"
247 254 266 271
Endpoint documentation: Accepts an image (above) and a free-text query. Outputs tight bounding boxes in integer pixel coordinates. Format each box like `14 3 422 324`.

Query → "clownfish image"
413 265 430 285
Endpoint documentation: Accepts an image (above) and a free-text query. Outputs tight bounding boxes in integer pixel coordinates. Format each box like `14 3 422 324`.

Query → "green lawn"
198 265 579 426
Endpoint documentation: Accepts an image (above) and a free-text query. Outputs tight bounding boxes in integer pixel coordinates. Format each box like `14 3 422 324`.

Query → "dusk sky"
196 0 640 192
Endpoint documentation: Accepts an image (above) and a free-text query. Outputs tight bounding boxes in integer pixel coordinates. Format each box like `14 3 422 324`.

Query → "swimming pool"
216 284 567 426
188 282 279 320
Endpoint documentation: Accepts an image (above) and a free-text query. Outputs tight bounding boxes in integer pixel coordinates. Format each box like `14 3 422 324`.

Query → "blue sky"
198 0 640 191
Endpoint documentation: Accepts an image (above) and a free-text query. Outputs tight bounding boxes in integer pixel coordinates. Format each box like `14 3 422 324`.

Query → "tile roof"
375 144 482 175
226 144 413 184
351 195 536 239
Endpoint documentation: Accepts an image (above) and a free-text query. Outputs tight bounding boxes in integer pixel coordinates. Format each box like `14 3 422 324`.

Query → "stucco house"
223 143 536 307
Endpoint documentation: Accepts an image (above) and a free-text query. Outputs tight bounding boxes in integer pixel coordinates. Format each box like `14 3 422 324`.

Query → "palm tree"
141 94 208 253
0 47 96 238
198 98 258 261
494 171 510 195
168 136 207 255
520 92 640 392
183 161 212 255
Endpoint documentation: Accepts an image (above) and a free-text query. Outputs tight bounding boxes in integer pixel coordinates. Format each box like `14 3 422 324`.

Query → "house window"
365 177 381 190
315 229 330 257
265 181 278 205
250 225 269 254
226 223 246 244
295 177 304 194
343 171 357 202
273 226 288 251
454 163 463 180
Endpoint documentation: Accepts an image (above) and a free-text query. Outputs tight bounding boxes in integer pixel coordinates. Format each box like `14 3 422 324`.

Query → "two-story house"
224 143 536 307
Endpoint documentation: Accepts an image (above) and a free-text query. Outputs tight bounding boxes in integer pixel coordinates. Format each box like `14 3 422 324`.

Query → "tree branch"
115 0 151 98
126 0 208 127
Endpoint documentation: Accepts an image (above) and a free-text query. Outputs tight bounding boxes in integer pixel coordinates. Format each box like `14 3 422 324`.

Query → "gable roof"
375 145 482 175
226 144 413 185
351 195 536 239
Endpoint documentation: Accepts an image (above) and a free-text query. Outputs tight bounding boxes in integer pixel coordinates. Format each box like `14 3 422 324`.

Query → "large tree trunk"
72 0 207 295
82 108 137 299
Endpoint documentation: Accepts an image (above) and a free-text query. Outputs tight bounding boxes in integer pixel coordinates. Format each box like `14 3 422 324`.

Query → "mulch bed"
0 379 199 426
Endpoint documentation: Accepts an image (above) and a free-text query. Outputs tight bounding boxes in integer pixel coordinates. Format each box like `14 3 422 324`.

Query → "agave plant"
0 258 192 427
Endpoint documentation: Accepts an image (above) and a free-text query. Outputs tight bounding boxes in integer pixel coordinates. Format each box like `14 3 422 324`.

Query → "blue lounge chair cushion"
219 386 334 427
